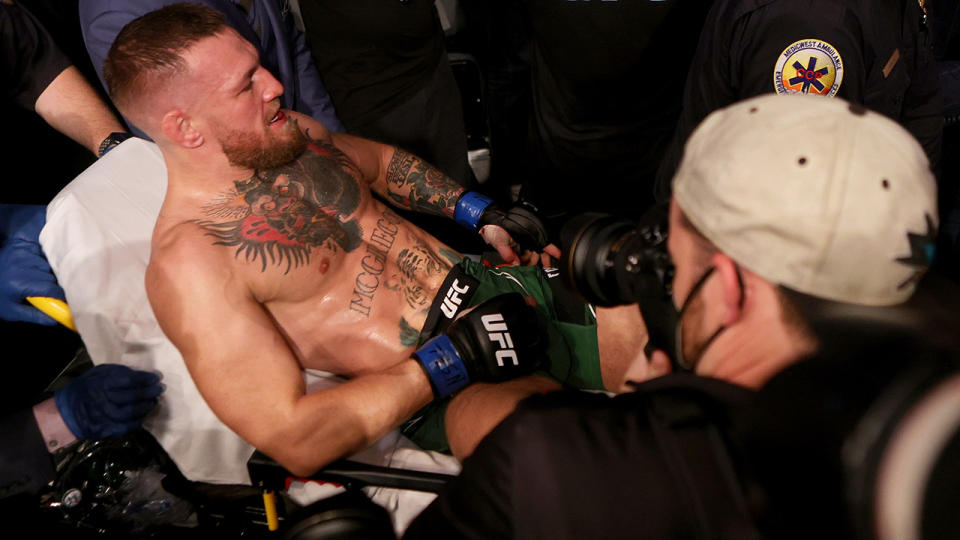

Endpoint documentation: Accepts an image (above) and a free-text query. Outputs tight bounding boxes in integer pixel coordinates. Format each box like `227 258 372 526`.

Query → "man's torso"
152 136 459 376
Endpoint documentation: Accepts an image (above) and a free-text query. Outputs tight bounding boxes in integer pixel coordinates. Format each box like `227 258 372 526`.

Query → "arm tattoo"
399 317 420 347
192 137 365 273
384 148 464 217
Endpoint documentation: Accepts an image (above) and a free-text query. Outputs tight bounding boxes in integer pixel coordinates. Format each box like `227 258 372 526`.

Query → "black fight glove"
414 293 546 398
453 192 550 253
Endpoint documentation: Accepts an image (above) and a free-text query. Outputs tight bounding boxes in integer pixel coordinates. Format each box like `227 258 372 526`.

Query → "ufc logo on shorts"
441 279 471 318
481 313 518 366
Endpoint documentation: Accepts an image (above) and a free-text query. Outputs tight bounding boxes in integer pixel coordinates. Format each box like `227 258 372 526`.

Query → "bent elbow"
258 434 357 478
280 456 325 479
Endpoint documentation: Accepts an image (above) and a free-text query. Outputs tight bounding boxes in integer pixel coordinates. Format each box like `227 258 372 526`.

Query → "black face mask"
673 264 744 371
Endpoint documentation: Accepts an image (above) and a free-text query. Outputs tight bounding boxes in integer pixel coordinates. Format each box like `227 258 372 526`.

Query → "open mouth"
269 110 284 125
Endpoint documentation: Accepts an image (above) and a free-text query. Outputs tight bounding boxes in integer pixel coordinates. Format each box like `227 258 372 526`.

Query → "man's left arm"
291 111 558 264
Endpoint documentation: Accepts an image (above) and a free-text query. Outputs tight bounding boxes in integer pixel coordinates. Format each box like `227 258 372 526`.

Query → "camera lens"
559 212 673 307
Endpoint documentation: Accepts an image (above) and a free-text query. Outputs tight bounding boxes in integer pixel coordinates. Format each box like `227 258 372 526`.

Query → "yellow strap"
26 296 76 332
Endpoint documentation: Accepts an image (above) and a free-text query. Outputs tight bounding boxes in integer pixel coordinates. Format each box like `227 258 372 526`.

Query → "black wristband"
97 132 132 158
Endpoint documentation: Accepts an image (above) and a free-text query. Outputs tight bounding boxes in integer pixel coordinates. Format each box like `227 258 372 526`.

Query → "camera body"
559 206 677 358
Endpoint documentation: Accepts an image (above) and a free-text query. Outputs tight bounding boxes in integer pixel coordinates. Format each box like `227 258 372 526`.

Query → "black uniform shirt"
404 374 758 540
522 0 713 219
656 0 942 201
298 0 444 130
1 1 70 110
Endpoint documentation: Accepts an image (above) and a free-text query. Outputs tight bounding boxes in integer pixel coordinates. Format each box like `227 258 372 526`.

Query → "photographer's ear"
710 252 746 327
622 349 672 391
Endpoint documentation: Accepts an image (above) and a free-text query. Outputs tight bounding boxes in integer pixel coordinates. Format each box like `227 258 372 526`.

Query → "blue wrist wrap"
415 334 471 398
454 192 493 230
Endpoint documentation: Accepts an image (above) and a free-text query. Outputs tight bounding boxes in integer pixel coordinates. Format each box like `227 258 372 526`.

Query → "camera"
558 205 677 358
559 208 673 307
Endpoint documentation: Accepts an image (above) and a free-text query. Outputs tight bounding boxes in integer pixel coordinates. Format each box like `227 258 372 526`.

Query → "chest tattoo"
385 236 454 310
193 140 364 273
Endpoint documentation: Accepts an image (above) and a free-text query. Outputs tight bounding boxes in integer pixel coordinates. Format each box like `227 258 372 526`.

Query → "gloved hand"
415 293 546 398
54 364 163 440
453 192 560 265
0 204 65 325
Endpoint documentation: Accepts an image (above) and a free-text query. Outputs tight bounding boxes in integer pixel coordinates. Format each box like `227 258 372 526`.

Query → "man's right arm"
146 240 434 477
147 234 546 475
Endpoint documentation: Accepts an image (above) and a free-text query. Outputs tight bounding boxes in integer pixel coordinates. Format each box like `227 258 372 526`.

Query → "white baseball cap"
673 93 938 306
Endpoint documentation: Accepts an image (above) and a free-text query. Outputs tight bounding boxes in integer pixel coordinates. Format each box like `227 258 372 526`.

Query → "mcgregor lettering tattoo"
349 210 402 317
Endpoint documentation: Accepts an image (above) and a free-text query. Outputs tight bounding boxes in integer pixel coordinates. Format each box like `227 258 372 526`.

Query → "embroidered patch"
774 39 844 97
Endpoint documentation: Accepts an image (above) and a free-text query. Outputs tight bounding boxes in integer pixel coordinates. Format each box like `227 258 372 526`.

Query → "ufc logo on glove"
482 313 518 367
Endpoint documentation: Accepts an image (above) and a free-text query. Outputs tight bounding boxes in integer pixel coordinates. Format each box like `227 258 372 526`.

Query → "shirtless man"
104 4 655 476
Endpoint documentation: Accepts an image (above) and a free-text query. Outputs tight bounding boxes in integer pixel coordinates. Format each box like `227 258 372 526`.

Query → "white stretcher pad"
39 139 459 532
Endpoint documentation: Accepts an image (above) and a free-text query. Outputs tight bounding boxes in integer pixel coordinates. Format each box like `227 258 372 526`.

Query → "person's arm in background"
276 0 344 132
1 1 127 153
0 364 161 500
34 65 127 156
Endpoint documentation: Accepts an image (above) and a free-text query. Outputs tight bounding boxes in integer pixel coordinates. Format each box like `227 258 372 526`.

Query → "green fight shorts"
401 258 603 452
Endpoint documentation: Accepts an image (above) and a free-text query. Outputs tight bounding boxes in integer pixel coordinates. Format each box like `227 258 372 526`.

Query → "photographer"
404 94 959 539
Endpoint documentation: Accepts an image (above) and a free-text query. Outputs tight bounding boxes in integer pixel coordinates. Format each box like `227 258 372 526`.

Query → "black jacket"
656 0 943 201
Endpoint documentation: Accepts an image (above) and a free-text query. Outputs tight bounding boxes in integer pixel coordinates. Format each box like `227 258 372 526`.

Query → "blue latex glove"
0 204 65 325
54 364 163 440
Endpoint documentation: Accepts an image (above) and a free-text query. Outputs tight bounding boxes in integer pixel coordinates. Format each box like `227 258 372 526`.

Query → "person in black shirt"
297 0 481 252
518 0 713 228
2 0 126 165
404 95 952 539
655 0 942 203
298 0 471 187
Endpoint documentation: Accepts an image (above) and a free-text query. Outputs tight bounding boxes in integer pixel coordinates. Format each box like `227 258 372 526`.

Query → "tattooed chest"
191 142 367 273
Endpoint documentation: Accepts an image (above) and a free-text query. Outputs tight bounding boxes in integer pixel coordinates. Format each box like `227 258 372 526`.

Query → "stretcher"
38 137 460 535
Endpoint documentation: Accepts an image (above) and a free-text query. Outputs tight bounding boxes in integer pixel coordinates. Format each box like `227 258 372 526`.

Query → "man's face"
182 30 306 169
